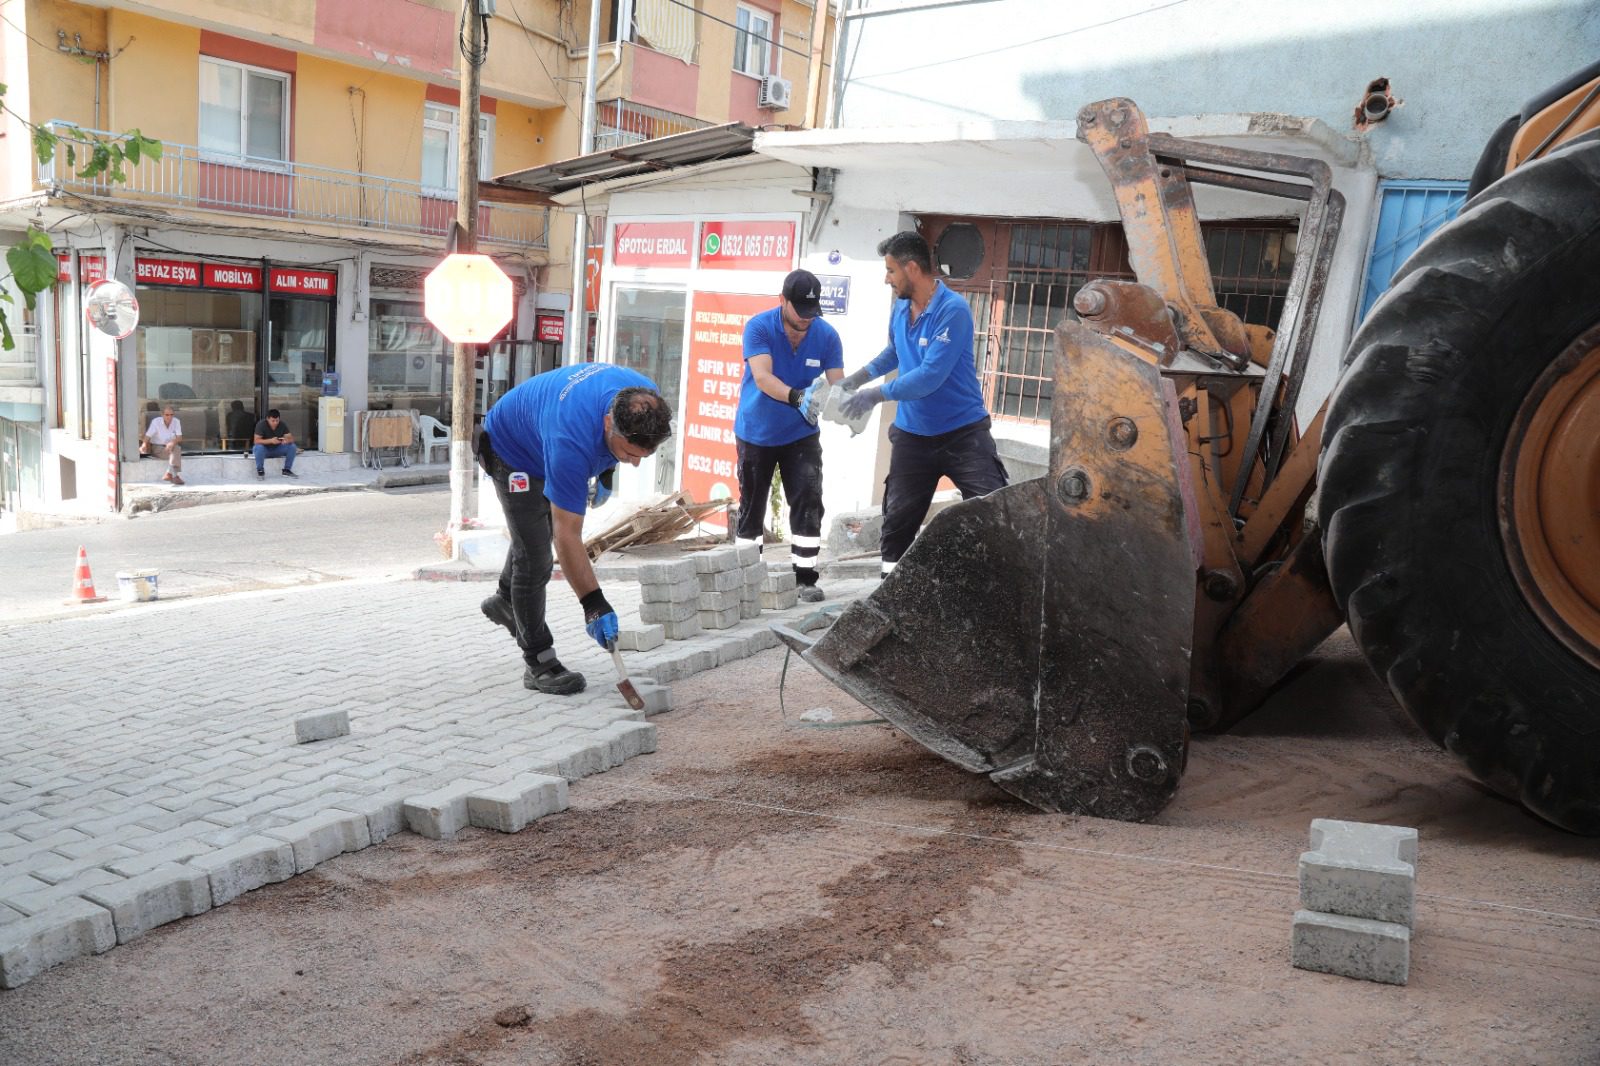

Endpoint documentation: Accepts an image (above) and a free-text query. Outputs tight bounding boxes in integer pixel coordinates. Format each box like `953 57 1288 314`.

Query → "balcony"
36 123 549 251
594 100 712 152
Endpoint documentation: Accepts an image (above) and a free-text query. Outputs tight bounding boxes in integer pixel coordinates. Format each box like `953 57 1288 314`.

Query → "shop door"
611 287 685 493
266 296 333 448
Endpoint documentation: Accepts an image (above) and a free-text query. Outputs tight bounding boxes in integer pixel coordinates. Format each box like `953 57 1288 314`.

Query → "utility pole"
804 0 830 128
563 0 604 365
449 0 486 533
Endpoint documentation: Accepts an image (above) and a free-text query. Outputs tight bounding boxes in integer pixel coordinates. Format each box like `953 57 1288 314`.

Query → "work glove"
839 385 885 421
788 376 825 426
591 468 614 508
839 367 875 391
580 589 620 649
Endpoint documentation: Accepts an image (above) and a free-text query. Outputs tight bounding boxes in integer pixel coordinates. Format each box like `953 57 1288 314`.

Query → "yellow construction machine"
780 65 1600 833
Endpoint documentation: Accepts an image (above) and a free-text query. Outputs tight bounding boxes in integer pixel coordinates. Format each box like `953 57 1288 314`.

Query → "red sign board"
698 221 795 271
679 291 770 529
612 222 694 268
536 314 565 343
136 257 201 286
204 262 262 290
56 254 107 285
270 267 337 296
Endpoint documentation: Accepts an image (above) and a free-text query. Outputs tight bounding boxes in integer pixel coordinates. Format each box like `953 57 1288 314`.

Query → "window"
422 105 494 195
1357 180 1468 321
733 6 773 77
199 57 289 165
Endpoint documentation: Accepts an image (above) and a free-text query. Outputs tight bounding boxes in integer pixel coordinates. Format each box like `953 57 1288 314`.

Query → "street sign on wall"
816 274 850 315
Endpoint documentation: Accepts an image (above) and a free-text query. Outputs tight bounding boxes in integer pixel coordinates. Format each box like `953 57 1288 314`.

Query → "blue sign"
816 274 850 316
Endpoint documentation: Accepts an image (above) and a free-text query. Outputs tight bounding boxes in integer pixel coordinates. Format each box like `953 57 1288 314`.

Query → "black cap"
782 269 823 319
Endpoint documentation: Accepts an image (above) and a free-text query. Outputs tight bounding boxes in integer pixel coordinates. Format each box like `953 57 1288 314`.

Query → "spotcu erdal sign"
612 222 694 268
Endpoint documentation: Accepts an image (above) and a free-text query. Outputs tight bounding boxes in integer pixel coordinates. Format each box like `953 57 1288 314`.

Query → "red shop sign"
55 254 70 284
612 221 694 268
270 267 337 296
698 220 795 271
536 314 565 343
204 262 262 290
136 257 201 286
82 256 106 285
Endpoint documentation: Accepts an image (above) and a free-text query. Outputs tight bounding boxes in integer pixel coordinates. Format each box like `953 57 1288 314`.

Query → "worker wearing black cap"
733 268 844 601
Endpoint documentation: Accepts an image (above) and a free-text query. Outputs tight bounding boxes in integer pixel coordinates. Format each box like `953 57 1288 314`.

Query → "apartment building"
0 0 833 519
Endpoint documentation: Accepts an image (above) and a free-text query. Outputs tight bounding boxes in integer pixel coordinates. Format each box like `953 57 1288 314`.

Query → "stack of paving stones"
695 547 745 631
761 568 800 610
738 544 764 619
635 557 702 641
1291 818 1418 985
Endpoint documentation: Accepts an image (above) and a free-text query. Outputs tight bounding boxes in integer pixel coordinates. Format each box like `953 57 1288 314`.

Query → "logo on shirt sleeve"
933 326 952 344
508 472 530 493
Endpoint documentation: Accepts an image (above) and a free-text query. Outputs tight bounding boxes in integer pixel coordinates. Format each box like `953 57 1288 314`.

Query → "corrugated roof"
490 123 758 195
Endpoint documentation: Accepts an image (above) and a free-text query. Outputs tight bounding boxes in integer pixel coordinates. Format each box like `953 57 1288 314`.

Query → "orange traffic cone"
67 546 106 604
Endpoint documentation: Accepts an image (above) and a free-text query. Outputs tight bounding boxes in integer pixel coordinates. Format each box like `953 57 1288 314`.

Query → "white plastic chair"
418 414 450 465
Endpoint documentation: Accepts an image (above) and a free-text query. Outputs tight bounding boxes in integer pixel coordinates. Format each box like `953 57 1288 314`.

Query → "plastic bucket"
115 569 160 603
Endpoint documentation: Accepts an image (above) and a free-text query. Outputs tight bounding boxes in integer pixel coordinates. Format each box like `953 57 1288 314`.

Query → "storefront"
131 254 337 454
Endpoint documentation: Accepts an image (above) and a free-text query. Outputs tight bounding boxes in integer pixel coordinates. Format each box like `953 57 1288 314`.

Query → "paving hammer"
606 640 646 711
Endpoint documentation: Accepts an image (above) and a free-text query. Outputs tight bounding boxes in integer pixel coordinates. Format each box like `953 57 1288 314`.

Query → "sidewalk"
0 568 874 989
120 458 449 517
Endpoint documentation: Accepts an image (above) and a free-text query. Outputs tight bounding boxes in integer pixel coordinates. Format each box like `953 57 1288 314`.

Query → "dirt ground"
2 630 1598 1065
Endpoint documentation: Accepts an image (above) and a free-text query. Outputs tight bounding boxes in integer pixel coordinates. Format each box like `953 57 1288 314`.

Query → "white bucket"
115 569 160 603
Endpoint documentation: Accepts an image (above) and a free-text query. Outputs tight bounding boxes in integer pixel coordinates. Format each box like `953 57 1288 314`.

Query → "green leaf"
8 241 58 304
24 226 52 252
79 142 110 178
31 126 56 166
124 137 140 165
139 136 162 162
0 309 13 353
66 144 75 169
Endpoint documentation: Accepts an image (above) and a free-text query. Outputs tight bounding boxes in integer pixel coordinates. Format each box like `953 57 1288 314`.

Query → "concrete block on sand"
263 810 372 873
403 781 491 840
465 773 569 833
1292 909 1410 985
1300 818 1418 927
81 863 212 944
188 834 296 906
294 710 350 744
632 682 672 716
617 625 666 652
0 897 116 989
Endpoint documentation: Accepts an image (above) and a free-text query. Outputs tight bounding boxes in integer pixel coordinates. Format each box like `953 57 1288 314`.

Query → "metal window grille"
1357 180 1469 321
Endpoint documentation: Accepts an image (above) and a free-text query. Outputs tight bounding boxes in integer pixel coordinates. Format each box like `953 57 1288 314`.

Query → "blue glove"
793 377 824 425
840 385 884 420
591 472 614 507
580 590 619 648
840 367 874 390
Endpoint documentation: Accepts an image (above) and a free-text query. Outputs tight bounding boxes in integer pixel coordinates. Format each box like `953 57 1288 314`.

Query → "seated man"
252 409 299 480
225 400 255 453
141 405 185 485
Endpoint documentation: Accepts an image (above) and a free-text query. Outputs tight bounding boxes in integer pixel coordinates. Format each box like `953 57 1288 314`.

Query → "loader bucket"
784 321 1199 820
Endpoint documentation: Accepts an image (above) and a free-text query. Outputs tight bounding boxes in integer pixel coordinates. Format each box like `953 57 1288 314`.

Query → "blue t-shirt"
735 306 844 447
863 281 989 436
483 363 657 514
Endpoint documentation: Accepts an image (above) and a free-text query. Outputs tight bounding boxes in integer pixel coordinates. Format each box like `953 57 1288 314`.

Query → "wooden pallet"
582 491 731 560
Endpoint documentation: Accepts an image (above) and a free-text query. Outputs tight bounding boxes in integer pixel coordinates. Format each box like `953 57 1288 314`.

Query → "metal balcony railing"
594 99 712 151
36 122 549 250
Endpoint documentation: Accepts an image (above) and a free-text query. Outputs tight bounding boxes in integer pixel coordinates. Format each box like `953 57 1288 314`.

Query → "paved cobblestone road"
0 574 869 987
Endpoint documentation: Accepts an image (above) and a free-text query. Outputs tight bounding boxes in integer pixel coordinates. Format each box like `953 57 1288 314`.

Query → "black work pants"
479 432 556 665
735 432 824 584
881 417 1008 568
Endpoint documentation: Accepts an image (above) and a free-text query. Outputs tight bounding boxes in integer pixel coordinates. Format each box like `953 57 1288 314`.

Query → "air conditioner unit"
757 75 793 111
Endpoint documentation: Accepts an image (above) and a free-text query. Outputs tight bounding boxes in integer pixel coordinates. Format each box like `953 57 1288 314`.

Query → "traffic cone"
67 546 106 604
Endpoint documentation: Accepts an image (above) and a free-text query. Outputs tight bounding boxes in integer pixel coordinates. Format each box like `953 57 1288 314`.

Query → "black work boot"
524 649 586 695
797 583 825 603
481 593 516 638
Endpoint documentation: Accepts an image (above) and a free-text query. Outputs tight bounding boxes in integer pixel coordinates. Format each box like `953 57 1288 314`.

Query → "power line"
659 0 813 60
505 0 582 122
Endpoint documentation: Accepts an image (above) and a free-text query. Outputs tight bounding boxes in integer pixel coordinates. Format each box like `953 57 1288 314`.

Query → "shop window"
611 287 684 493
369 296 453 425
135 288 262 454
733 6 773 77
422 105 493 195
199 57 289 165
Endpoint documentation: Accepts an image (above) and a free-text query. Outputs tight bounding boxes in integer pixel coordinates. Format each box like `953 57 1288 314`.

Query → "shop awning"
489 123 759 197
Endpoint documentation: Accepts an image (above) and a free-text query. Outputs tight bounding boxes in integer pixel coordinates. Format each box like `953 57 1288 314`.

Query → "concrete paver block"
735 543 762 566
697 588 742 611
188 835 297 907
1300 818 1418 927
294 710 351 744
81 863 212 945
693 547 740 574
632 682 672 716
662 615 702 640
333 793 409 844
738 599 762 619
747 626 780 652
264 810 372 873
698 569 744 592
0 897 116 990
827 510 883 556
107 841 216 879
602 720 658 760
637 559 696 584
762 571 798 594
1291 909 1410 985
699 606 741 630
403 781 490 840
465 773 569 833
640 598 697 624
538 740 608 780
616 625 665 652
5 868 126 917
710 635 752 666
640 576 698 603
762 588 800 610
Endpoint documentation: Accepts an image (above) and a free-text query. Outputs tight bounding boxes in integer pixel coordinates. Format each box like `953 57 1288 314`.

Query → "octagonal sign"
425 254 513 343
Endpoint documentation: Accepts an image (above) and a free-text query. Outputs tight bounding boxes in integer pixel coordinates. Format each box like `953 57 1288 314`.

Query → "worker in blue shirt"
735 269 844 601
479 363 673 694
840 231 1009 577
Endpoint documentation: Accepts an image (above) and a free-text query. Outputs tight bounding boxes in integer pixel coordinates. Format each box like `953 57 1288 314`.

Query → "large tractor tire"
1319 138 1600 834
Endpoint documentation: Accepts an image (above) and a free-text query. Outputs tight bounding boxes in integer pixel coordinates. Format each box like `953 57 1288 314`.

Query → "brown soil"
2 631 1598 1065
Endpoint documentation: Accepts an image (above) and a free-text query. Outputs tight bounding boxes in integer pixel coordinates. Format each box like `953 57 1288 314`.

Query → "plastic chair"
418 414 450 465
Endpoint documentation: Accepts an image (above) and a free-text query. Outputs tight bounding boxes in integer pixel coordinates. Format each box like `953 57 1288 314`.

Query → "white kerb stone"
403 781 491 840
263 810 372 873
81 863 212 945
187 835 297 907
1291 909 1410 985
0 897 117 990
466 773 570 833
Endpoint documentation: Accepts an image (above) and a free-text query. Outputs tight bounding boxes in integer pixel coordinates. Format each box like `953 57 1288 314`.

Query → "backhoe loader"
779 64 1600 834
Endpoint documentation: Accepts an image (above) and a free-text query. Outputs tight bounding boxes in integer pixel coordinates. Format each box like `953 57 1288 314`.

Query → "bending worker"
479 363 674 694
735 269 843 602
840 231 1009 577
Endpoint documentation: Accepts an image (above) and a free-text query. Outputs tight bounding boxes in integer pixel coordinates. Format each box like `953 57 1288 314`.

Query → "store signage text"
679 291 770 529
699 221 796 271
134 257 336 296
136 258 201 286
204 263 262 290
816 274 850 315
56 254 107 285
270 268 337 296
536 314 565 343
612 222 694 268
